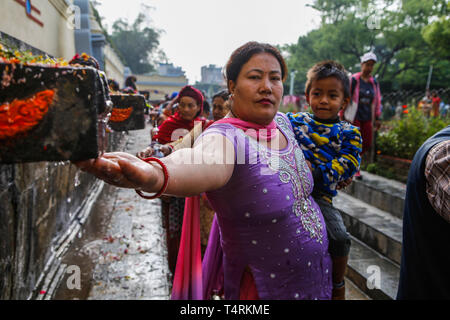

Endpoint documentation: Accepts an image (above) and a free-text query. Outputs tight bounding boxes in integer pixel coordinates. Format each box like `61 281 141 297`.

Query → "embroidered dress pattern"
242 116 324 244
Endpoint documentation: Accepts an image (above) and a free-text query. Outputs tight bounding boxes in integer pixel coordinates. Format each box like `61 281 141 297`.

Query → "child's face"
306 77 349 120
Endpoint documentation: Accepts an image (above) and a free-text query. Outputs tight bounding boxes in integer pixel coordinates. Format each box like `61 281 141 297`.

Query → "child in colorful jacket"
287 61 362 300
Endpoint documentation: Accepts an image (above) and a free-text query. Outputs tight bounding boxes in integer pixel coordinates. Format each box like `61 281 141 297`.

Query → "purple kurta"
200 113 332 300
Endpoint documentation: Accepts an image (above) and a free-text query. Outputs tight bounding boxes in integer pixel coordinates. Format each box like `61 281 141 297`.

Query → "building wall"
103 43 124 84
136 74 188 101
0 0 127 300
0 0 76 59
201 65 224 86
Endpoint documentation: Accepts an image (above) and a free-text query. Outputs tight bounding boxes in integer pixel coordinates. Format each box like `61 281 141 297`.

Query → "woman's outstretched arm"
75 133 235 197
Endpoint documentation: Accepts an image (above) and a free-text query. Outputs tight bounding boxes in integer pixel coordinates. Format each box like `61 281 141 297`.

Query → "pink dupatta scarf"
171 117 278 300
215 117 277 141
350 72 382 121
171 196 203 300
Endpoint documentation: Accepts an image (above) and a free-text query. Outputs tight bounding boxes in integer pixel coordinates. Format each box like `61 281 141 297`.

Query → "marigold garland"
0 89 55 140
109 107 133 122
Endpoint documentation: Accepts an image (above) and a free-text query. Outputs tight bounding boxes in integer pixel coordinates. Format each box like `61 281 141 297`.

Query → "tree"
284 0 450 94
422 16 450 59
109 13 164 74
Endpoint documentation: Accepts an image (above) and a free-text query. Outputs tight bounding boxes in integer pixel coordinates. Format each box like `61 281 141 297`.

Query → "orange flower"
0 90 55 140
110 107 133 122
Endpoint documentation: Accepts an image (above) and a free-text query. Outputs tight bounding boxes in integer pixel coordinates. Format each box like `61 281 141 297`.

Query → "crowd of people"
75 41 449 300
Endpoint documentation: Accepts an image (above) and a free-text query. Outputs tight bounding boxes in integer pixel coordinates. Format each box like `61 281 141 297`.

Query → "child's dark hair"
305 61 350 99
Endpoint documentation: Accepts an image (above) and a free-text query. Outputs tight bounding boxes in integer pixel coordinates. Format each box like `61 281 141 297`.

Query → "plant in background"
377 107 449 159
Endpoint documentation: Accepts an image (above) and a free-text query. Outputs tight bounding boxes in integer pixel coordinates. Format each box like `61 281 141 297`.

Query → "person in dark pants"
397 125 450 299
343 52 382 179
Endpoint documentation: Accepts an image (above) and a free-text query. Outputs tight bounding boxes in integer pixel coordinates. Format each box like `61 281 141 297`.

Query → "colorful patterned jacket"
287 112 363 199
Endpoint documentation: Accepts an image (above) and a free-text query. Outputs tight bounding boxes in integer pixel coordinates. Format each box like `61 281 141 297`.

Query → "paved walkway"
87 127 172 300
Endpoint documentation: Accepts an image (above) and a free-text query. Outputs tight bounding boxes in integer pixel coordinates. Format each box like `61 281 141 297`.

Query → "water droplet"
270 273 276 279
74 170 81 187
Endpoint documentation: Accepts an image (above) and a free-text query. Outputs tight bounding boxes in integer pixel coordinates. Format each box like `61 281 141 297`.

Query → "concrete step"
334 192 403 265
346 236 400 300
345 277 371 300
342 171 406 219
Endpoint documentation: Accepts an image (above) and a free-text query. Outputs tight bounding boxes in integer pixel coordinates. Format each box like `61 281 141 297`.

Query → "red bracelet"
135 157 170 199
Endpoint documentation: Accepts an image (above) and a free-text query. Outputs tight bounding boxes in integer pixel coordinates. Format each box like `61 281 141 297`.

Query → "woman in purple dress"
76 42 332 300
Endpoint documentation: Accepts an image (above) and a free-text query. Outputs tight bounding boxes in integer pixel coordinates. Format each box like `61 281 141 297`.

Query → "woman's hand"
137 147 154 159
74 152 163 193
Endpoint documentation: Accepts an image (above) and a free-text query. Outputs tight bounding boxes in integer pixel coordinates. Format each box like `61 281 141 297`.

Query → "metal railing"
381 88 450 120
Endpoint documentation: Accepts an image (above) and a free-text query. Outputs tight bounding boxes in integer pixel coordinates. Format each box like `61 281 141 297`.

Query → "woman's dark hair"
305 60 350 99
212 89 230 101
108 79 120 91
125 76 137 90
203 100 211 114
224 42 288 89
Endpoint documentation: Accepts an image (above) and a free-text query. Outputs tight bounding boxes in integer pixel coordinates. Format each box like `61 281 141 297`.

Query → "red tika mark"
0 89 55 140
110 107 133 122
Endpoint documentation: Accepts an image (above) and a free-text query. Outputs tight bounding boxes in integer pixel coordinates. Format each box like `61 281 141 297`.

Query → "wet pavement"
54 123 172 300
87 128 172 300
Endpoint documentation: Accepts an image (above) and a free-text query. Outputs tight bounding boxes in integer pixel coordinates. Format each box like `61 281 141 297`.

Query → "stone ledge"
342 170 406 219
346 236 400 300
335 192 403 265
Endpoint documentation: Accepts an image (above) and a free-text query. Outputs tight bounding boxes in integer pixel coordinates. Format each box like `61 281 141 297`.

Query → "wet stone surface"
88 189 171 300
53 125 171 300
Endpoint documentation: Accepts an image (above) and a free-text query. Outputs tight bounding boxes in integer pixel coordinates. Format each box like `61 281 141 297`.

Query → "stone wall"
0 131 126 300
0 0 76 60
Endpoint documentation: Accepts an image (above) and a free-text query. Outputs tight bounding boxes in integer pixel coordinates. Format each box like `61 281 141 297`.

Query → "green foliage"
377 108 449 159
109 13 163 74
422 16 450 59
364 162 397 180
284 0 450 94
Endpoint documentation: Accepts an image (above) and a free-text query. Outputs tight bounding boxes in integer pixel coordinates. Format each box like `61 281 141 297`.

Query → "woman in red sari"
147 85 206 275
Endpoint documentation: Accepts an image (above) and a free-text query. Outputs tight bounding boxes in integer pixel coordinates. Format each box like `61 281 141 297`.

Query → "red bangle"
135 157 170 199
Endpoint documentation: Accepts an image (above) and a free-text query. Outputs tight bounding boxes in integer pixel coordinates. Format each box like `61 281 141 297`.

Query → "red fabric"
153 112 206 144
353 119 373 154
239 268 260 300
432 97 441 105
204 120 214 130
154 85 206 144
171 196 203 300
175 85 204 109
